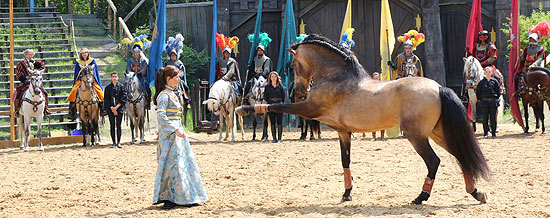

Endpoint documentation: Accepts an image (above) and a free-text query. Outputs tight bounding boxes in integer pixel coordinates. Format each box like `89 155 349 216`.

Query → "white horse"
124 71 146 144
202 79 244 142
463 56 484 127
17 69 46 152
247 76 269 141
403 59 417 77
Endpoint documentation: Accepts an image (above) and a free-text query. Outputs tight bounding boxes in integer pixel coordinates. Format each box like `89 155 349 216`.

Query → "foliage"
501 6 550 64
180 43 210 85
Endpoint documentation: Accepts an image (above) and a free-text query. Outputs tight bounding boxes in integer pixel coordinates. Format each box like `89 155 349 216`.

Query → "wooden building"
167 0 550 94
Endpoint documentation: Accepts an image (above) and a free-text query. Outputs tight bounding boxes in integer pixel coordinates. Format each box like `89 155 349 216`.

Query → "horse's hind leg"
338 132 353 202
523 101 530 135
405 133 440 205
140 119 145 144
430 121 487 203
299 117 306 140
542 102 546 134
130 120 135 145
82 122 87 147
239 114 244 141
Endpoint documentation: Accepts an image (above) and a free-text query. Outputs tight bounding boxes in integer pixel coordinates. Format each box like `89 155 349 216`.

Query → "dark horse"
516 67 549 134
289 82 321 140
236 34 489 204
518 67 550 134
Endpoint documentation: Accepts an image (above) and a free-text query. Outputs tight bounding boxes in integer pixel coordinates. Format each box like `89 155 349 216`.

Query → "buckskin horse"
76 65 100 147
236 34 489 204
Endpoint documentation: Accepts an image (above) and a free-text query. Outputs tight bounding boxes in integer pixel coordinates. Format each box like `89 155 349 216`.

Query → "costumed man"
215 33 241 95
67 48 104 120
14 49 49 116
515 21 549 94
244 32 272 100
388 30 425 79
126 40 151 110
469 30 498 68
164 34 190 107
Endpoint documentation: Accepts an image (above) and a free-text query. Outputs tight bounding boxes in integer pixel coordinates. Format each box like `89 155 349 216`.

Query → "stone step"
73 28 106 36
66 18 103 27
0 12 58 18
59 14 97 20
76 39 115 47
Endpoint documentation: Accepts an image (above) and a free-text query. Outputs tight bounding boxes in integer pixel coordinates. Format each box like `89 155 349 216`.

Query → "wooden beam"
392 0 421 14
299 0 322 18
124 0 147 22
9 0 14 142
438 2 495 20
0 136 83 149
230 13 255 32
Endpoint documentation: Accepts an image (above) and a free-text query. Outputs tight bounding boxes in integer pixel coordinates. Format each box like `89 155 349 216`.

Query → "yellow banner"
340 0 352 42
379 0 395 81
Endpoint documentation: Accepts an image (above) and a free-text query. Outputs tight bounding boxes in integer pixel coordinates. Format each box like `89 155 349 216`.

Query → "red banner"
465 0 483 55
508 0 525 130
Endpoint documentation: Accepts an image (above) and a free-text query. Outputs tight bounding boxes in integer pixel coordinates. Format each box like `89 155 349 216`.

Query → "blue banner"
209 0 218 84
276 0 297 127
147 0 166 86
243 0 263 88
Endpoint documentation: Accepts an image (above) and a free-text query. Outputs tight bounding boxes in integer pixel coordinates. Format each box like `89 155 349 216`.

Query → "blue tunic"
73 58 103 89
153 86 208 205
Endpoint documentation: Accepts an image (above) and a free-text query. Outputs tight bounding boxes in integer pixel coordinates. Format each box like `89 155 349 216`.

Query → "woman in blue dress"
153 65 208 209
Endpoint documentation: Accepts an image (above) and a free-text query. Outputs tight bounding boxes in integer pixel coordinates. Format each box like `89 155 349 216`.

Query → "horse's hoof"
542 131 547 135
535 128 540 132
475 191 487 204
82 145 86 147
24 148 29 152
300 136 306 140
523 132 528 136
411 192 430 205
341 195 352 202
39 147 44 151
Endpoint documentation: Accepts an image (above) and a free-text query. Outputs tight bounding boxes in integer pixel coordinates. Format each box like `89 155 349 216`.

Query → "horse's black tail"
439 87 490 181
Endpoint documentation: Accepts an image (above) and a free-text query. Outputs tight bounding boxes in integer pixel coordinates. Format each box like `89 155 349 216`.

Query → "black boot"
68 102 77 120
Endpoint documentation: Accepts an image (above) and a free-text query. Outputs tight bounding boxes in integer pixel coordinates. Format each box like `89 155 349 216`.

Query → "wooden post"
107 6 111 30
9 0 14 144
45 0 48 7
421 0 446 86
495 1 511 103
113 11 117 41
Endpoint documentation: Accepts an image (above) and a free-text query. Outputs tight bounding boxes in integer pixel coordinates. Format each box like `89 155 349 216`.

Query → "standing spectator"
104 72 127 148
264 71 285 143
476 67 501 139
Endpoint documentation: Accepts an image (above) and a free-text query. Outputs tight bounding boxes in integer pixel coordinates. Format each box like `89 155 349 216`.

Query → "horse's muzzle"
34 88 41 95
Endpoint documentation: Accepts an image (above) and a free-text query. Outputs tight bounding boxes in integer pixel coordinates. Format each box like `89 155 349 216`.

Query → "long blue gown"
153 86 208 205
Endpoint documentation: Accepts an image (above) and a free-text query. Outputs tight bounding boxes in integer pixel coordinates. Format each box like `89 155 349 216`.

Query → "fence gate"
190 79 218 134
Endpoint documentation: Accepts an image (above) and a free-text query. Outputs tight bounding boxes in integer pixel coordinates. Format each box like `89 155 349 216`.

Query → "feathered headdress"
397 29 425 50
248 32 272 51
296 34 309 43
165 34 185 59
216 33 239 54
528 21 550 42
121 34 152 52
340 28 356 49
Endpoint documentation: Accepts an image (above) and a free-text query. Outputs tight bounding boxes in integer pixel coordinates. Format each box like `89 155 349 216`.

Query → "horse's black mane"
530 66 550 76
291 34 368 79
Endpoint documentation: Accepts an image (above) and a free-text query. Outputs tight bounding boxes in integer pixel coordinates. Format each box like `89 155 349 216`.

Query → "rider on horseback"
215 33 241 97
388 30 424 79
244 32 272 101
67 48 105 120
127 42 151 110
14 49 49 116
469 30 498 68
515 21 549 94
164 34 190 106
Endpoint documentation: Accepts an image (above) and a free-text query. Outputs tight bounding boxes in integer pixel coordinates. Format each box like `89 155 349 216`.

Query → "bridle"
76 66 98 119
23 71 44 112
403 60 416 77
125 73 144 116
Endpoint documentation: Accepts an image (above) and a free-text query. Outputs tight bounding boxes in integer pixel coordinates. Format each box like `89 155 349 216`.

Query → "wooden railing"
106 0 117 41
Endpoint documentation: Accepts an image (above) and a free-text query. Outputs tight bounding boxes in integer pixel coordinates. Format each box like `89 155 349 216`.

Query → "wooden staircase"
0 7 78 140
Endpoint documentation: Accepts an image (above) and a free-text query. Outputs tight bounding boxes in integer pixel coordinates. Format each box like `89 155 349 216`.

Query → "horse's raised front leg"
338 132 353 202
236 101 321 120
23 116 31 152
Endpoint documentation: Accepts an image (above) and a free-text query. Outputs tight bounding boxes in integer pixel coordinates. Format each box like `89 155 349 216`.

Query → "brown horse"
236 34 489 204
520 67 550 134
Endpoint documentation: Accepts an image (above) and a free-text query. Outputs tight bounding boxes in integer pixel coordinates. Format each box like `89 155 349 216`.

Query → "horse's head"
287 48 313 100
251 75 267 102
404 59 417 77
463 56 482 87
124 71 137 98
202 98 220 115
30 69 44 96
79 64 96 91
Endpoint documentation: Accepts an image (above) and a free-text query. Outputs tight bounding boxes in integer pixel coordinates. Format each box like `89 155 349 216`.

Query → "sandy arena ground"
1 123 549 217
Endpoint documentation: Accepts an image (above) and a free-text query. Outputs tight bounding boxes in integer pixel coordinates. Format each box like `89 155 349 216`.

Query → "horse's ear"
463 57 467 62
287 49 296 56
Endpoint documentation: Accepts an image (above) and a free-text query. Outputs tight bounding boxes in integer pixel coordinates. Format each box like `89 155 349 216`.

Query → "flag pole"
386 29 392 80
9 0 15 144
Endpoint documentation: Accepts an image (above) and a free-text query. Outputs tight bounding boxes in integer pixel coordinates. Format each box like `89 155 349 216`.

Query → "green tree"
502 6 550 64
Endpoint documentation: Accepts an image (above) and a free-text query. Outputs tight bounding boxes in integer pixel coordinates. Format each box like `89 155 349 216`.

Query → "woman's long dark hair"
153 65 179 105
267 71 283 87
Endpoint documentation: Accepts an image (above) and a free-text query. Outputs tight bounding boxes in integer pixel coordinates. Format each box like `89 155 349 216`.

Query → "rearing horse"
237 34 489 204
77 65 100 147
